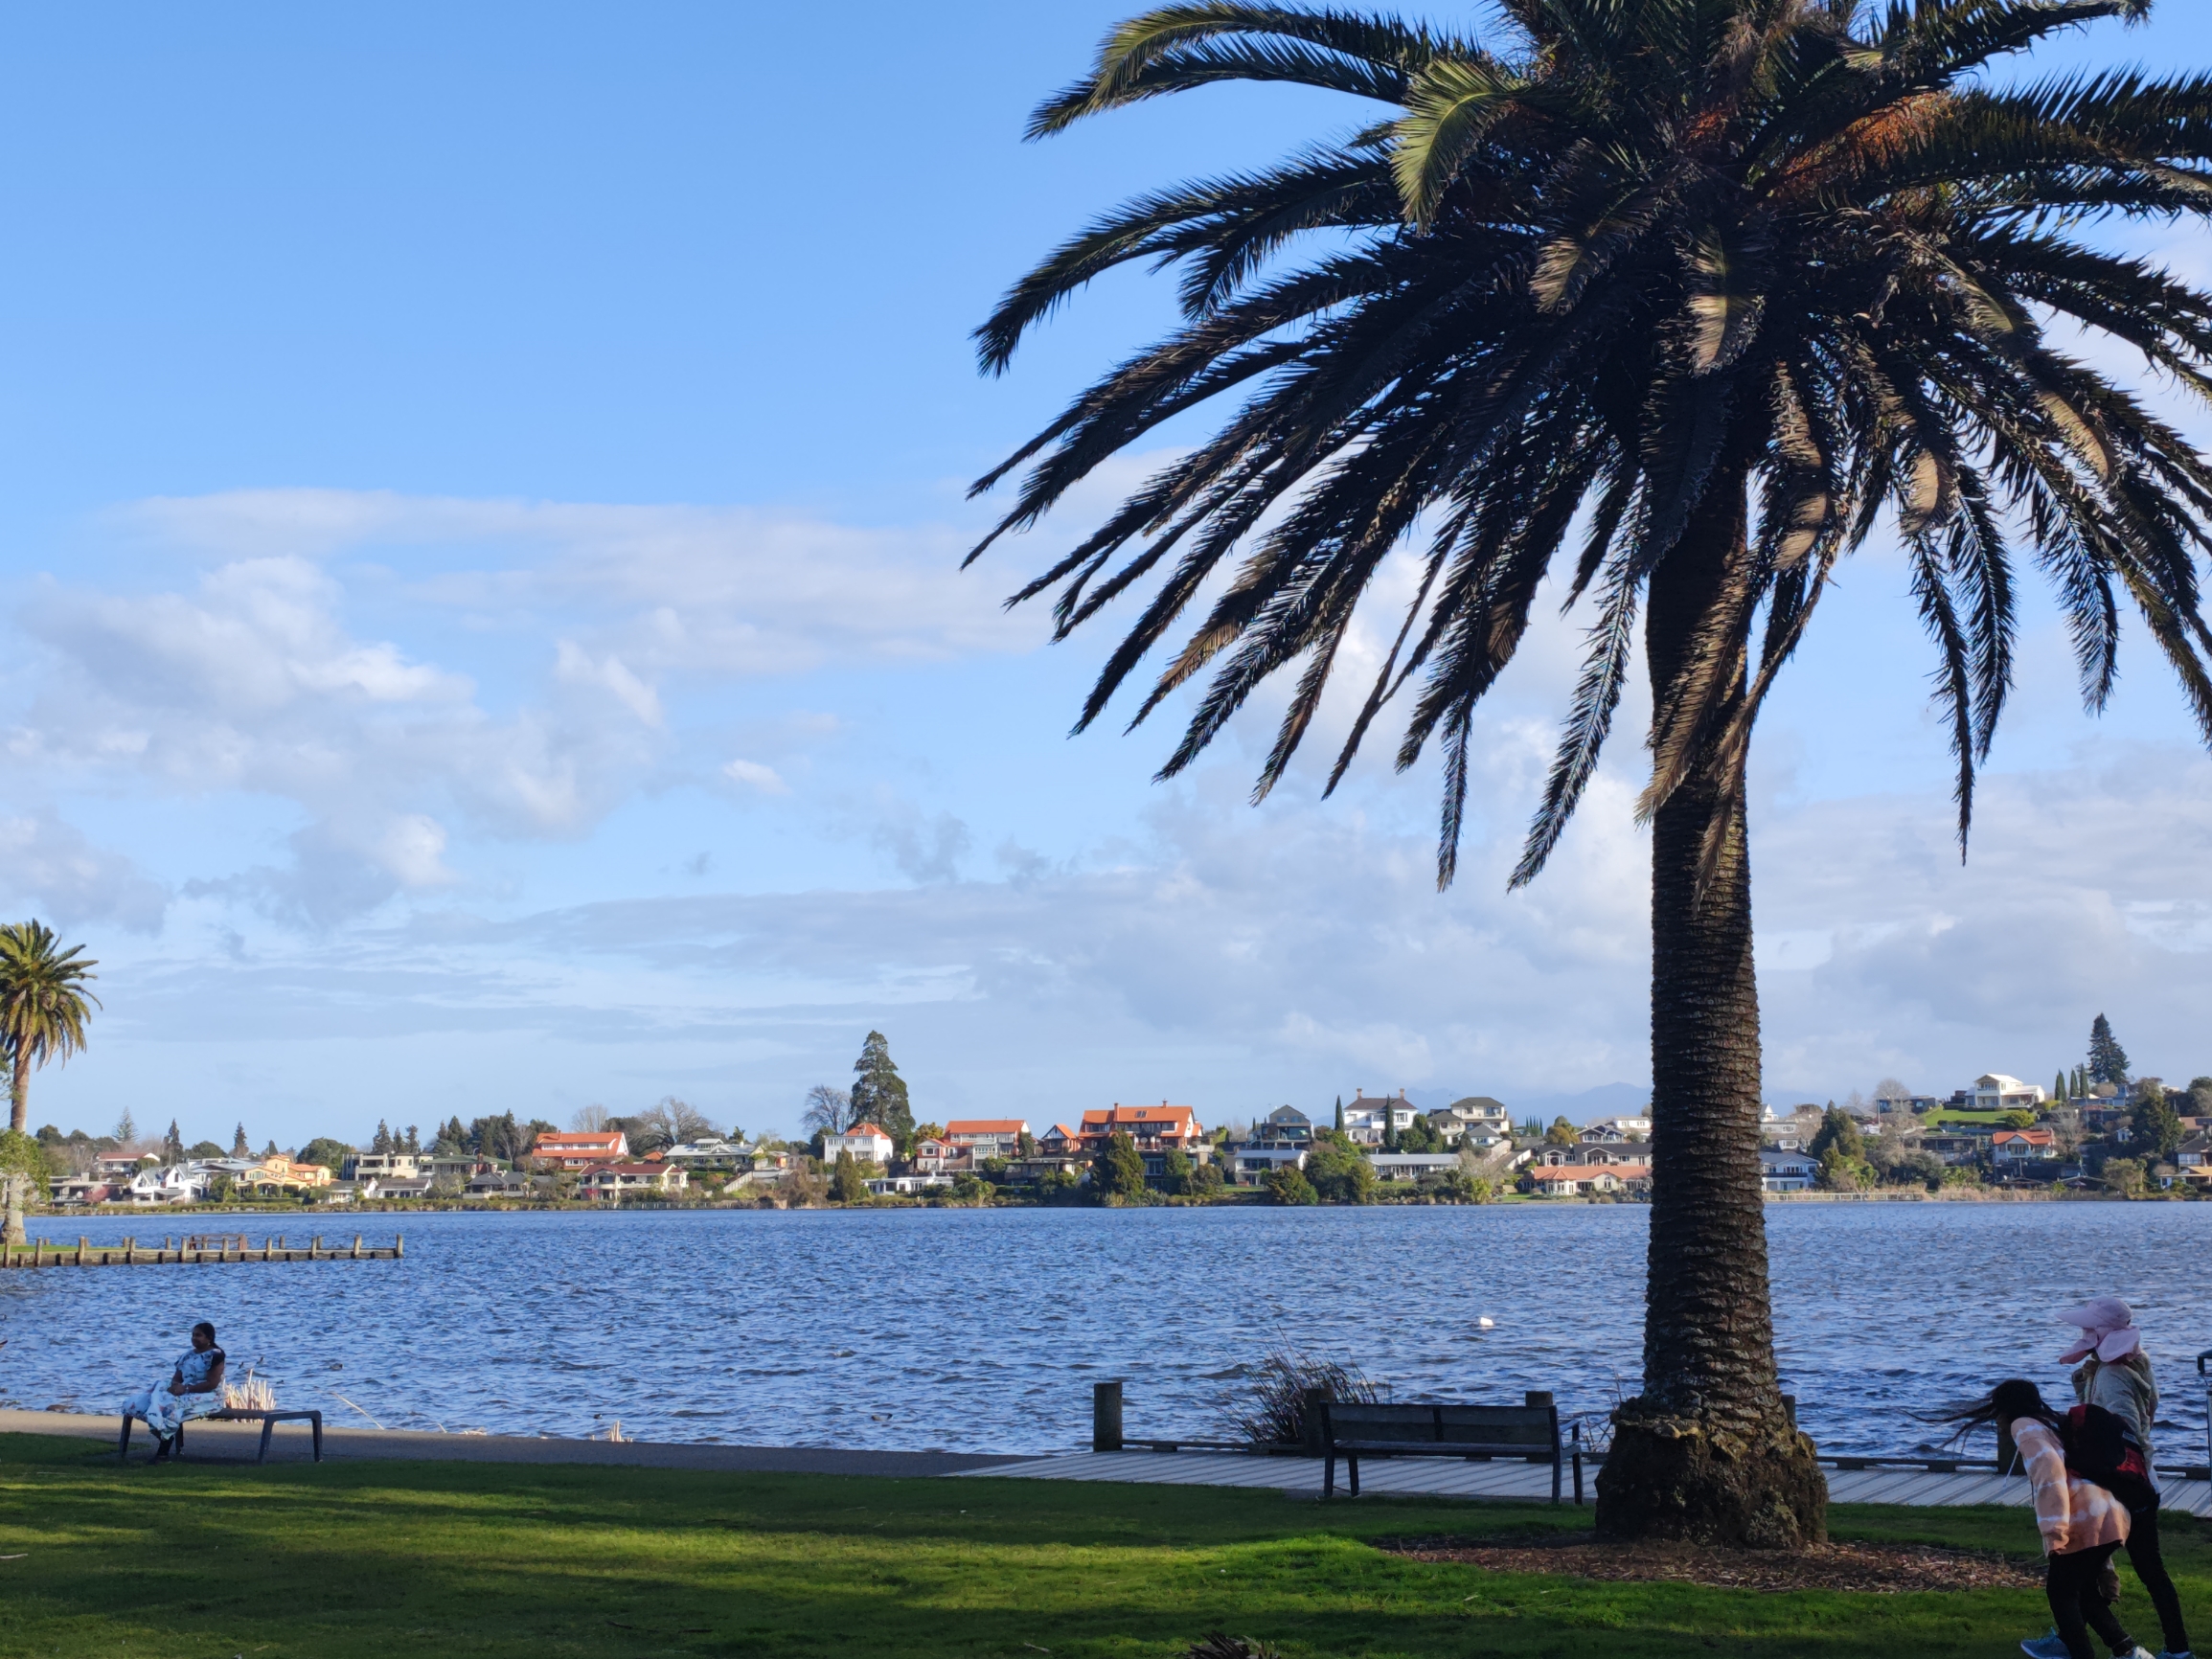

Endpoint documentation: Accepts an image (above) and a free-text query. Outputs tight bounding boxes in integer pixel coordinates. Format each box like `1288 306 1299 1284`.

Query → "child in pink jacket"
1952 1379 2150 1659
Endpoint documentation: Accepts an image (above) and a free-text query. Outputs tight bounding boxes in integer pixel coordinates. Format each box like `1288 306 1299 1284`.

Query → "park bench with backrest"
117 1407 323 1464
1318 1395 1567 1501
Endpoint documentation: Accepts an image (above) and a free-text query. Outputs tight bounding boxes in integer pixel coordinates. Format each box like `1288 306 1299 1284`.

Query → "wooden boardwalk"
1 1234 401 1268
962 1450 2212 1514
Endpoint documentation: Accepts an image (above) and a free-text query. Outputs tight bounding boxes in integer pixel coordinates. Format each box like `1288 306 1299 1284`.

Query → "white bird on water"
1475 1316 1495 1329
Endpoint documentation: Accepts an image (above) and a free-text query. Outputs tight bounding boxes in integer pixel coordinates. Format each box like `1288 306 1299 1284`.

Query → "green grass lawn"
2 1430 2204 1657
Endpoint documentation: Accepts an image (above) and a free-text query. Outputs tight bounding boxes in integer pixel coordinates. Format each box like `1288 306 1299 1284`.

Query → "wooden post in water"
1092 1380 1124 1453
311 1235 323 1260
351 1234 362 1260
78 1237 88 1266
395 1235 404 1259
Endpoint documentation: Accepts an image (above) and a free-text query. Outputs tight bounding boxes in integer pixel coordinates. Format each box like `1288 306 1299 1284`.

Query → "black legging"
2048 1543 2136 1659
2108 1471 2191 1656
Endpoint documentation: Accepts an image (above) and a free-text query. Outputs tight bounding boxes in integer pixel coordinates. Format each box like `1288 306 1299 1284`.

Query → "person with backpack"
1947 1378 2151 1659
2021 1300 2193 1659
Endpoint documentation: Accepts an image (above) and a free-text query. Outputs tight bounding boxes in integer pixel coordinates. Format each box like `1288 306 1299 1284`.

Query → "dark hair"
1934 1377 2062 1447
192 1321 216 1342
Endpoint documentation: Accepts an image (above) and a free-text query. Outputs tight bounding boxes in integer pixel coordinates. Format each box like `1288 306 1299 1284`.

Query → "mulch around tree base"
1380 1533 2044 1593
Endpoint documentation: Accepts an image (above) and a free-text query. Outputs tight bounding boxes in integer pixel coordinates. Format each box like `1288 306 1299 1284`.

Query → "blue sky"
4 2 2212 1148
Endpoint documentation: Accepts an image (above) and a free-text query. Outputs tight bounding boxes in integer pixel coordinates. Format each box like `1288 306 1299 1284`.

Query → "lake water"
4 1203 2209 1462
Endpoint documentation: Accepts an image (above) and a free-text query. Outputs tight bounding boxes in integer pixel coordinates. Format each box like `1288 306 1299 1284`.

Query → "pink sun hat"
2057 1296 2143 1364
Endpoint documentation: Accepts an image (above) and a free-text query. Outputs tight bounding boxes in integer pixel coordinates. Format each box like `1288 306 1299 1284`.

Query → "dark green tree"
1808 1107 1864 1163
2088 1014 2131 1087
1093 1130 1149 1201
1265 1164 1318 1206
848 1031 914 1148
1162 1145 1194 1194
162 1120 185 1163
298 1137 354 1176
2132 1092 2183 1161
832 1148 867 1204
1305 1138 1378 1204
372 1120 393 1155
232 1123 250 1157
2053 1071 2067 1108
966 0 2212 1543
1334 1095 1345 1133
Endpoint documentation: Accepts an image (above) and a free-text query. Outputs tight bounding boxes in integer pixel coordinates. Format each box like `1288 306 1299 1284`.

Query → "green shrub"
1264 1166 1317 1206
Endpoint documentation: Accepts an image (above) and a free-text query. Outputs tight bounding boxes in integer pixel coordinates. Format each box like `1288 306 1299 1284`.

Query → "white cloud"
554 640 663 728
0 812 168 933
721 759 789 795
125 489 1046 675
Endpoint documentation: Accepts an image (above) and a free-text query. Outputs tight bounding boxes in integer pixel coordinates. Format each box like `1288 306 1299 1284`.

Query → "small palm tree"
0 920 100 1134
972 0 2212 1545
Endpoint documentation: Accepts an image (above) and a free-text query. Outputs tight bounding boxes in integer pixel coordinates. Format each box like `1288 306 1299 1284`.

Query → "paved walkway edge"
959 1450 2212 1514
0 1408 1026 1474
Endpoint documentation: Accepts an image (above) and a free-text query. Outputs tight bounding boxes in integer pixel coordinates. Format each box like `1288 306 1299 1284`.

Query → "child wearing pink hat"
2022 1299 2191 1659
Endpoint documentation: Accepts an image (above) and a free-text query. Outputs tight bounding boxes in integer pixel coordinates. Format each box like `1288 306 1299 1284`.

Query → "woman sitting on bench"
123 1321 226 1461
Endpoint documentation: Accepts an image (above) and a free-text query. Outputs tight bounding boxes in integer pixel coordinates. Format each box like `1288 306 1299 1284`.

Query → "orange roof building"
529 1130 630 1170
1078 1102 1205 1149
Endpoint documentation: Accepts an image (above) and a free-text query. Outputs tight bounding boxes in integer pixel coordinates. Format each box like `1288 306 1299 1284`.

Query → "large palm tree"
0 920 100 1133
970 0 2212 1546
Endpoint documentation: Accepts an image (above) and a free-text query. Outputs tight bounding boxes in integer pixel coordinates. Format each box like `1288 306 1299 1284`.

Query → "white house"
1341 1089 1421 1146
822 1123 896 1165
1585 1115 1653 1141
663 1138 754 1170
1761 1148 1817 1193
943 1120 1028 1158
865 1173 954 1196
346 1151 423 1181
1367 1153 1464 1183
579 1163 689 1199
1229 1144 1309 1184
125 1164 211 1205
1971 1074 2047 1112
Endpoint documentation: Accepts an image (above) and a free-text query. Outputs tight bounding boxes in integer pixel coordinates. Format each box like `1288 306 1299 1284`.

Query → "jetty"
0 1233 402 1268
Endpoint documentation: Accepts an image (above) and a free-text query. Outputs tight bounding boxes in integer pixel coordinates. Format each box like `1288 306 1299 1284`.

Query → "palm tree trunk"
1593 472 1828 1550
8 1055 25 1134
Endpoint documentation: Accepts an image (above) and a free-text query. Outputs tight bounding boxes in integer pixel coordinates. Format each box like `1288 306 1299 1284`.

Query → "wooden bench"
118 1407 324 1464
1319 1395 1568 1501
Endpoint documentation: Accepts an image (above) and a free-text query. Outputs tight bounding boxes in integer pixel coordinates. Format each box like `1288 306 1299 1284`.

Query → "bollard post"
395 1234 404 1259
1092 1380 1124 1453
312 1235 323 1260
352 1234 362 1259
1301 1386 1331 1456
78 1236 89 1266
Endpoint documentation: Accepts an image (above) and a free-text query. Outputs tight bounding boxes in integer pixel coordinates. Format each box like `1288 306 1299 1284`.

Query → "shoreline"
6 1187 2188 1231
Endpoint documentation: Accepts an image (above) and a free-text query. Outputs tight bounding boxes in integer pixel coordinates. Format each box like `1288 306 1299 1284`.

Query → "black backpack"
2058 1402 2134 1486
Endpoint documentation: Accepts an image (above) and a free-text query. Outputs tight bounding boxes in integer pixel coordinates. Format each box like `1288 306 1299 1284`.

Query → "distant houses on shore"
32 1061 2212 1211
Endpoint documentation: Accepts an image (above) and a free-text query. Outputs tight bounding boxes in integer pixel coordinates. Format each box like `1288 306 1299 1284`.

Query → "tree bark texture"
9 1064 25 1135
1593 474 1829 1550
